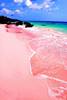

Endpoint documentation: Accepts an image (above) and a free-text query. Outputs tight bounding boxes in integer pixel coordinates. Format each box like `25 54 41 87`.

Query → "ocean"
30 21 67 34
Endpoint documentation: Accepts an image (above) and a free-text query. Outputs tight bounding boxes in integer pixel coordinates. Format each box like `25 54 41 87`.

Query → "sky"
0 0 67 21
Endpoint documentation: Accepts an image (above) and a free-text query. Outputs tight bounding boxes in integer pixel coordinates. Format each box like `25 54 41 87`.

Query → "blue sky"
0 0 67 21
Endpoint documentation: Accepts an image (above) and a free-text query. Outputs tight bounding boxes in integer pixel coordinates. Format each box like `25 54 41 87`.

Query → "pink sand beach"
0 24 67 100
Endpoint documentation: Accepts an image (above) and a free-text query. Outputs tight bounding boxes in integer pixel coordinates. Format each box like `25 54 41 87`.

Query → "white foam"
37 74 67 84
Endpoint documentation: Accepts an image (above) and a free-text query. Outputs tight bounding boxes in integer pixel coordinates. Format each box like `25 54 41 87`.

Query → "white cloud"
0 3 5 7
13 0 57 10
14 0 23 3
25 0 42 9
42 0 55 9
25 0 56 10
25 0 32 7
29 3 43 9
0 8 22 15
0 8 13 14
14 9 21 14
45 4 50 8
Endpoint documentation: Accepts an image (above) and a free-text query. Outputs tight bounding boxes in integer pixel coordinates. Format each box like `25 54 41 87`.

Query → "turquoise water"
30 21 67 34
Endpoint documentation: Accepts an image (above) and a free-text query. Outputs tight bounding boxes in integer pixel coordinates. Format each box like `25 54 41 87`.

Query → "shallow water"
30 21 67 33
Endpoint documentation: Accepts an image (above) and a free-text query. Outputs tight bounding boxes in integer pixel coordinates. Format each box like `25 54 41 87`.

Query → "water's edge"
30 21 67 34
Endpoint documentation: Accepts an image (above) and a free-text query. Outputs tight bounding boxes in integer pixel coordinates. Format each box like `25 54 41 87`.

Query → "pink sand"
0 24 67 100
